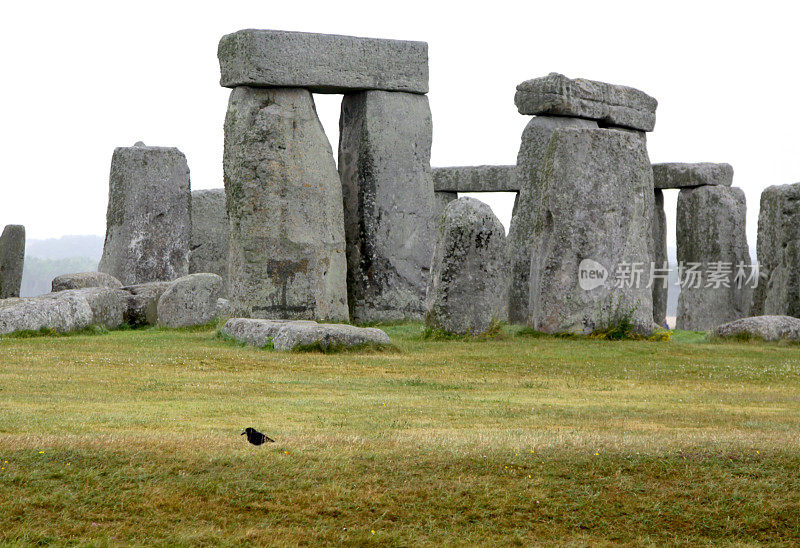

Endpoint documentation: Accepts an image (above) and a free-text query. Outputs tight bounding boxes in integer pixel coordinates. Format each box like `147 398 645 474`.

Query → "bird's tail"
264 435 275 443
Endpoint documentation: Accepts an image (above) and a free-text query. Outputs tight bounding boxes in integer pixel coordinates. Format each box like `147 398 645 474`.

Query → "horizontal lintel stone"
432 165 519 193
218 29 428 94
652 162 733 189
514 72 657 132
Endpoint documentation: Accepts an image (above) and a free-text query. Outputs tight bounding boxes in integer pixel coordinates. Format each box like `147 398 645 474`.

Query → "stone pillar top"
514 72 657 132
218 29 429 94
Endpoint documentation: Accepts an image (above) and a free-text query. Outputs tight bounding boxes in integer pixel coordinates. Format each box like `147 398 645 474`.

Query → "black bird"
241 427 275 445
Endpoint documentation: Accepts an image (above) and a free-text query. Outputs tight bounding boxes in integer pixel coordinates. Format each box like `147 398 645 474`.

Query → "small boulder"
52 272 123 292
157 273 224 328
120 281 172 327
711 315 800 341
425 197 508 335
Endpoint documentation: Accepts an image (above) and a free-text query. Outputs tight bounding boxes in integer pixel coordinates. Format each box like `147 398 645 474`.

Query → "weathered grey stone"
0 287 127 334
339 90 437 323
752 183 800 317
189 189 229 290
652 189 668 327
506 116 598 324
653 163 733 189
98 143 191 285
216 298 231 318
224 87 348 321
528 127 654 334
220 318 318 348
425 197 508 334
120 281 172 327
711 315 800 341
272 322 391 351
434 192 458 220
0 292 92 335
514 73 658 132
60 288 129 329
157 273 224 328
432 165 519 193
52 272 122 292
0 225 25 299
676 186 751 330
218 29 428 94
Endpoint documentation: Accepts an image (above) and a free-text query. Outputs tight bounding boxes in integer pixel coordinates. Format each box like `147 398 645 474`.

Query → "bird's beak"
240 431 246 435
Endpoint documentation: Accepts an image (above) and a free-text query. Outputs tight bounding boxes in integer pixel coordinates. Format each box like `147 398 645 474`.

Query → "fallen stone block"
98 142 191 285
0 225 25 299
52 272 123 292
271 322 391 351
0 293 92 335
157 273 224 328
218 29 428 94
514 73 657 132
432 165 519 193
220 318 318 348
653 162 733 189
121 281 172 327
711 315 800 341
426 197 508 335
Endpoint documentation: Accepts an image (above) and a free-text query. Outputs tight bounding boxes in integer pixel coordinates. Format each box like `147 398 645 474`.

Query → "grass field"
1 323 798 545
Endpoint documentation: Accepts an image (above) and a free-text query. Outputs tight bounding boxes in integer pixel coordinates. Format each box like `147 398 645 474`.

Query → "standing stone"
676 186 751 330
339 90 437 323
528 127 654 335
425 197 508 334
514 73 658 132
506 116 598 324
652 189 668 326
189 189 229 289
752 183 800 317
224 86 348 321
98 143 191 285
0 225 25 299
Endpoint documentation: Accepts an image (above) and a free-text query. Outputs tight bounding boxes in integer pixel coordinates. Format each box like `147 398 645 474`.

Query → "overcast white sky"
1 1 798 252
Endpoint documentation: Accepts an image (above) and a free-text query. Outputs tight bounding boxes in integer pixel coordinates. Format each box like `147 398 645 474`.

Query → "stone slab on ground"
157 273 224 328
220 318 318 348
514 73 657 132
711 315 800 341
120 281 172 327
653 163 733 189
218 29 428 93
52 272 123 292
432 165 519 193
220 318 390 351
0 224 25 299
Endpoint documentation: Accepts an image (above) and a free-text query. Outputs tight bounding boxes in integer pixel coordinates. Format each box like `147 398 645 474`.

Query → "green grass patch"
0 323 798 544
